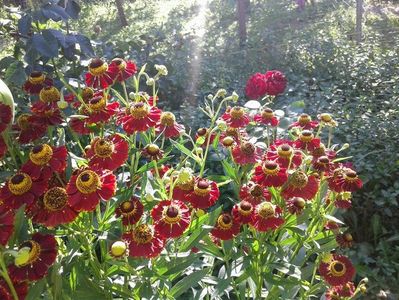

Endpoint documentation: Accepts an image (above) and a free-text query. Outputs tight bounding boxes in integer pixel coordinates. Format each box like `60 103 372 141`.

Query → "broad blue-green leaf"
32 32 58 58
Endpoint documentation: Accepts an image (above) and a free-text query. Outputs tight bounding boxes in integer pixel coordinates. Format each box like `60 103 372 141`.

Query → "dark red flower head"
85 58 118 89
117 102 161 134
0 203 14 246
151 200 191 238
26 187 78 227
0 136 7 159
123 224 164 258
22 71 53 94
326 282 355 300
0 278 28 300
312 155 333 173
86 135 128 171
239 182 271 205
221 106 250 128
232 141 263 165
157 111 185 138
253 161 288 187
109 58 137 82
289 113 319 130
39 86 60 103
266 140 303 169
336 232 354 248
245 72 267 99
9 233 57 282
211 212 241 240
14 114 47 144
334 192 352 209
286 197 306 215
67 167 116 212
264 70 287 96
250 201 284 231
254 107 279 127
282 171 319 200
187 178 220 209
329 168 362 193
141 143 164 161
0 103 12 133
232 201 254 224
319 254 355 286
0 169 48 210
115 197 144 226
294 130 320 152
21 144 67 180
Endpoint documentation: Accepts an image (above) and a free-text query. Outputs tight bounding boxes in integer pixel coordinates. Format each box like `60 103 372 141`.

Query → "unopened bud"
231 91 239 102
146 78 155 86
57 100 68 109
207 94 214 100
216 89 227 98
155 64 168 76
110 241 127 258
216 120 227 131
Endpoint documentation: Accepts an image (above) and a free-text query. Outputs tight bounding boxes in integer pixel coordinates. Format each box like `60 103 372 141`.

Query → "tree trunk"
115 0 128 27
356 0 363 43
237 0 248 48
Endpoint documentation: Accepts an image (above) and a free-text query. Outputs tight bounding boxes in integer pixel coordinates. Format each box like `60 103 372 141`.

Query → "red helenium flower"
69 117 91 135
286 197 307 215
0 278 28 300
123 224 164 258
117 102 162 134
250 201 284 231
109 58 137 82
326 282 356 300
85 58 118 89
239 182 271 205
115 197 144 226
84 92 120 124
67 167 116 212
0 136 7 159
0 103 12 133
245 72 267 99
232 201 254 224
9 233 57 282
336 233 354 248
21 144 67 180
254 107 279 127
289 113 319 130
26 187 78 227
266 140 302 169
186 178 220 209
319 254 355 286
30 103 63 126
264 70 287 96
151 200 191 238
294 130 321 152
329 168 362 193
221 106 250 128
157 112 185 138
211 212 241 240
232 141 263 165
282 172 319 200
13 114 47 144
253 161 288 187
172 176 195 202
86 135 129 171
22 71 53 94
0 169 48 210
0 203 14 246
